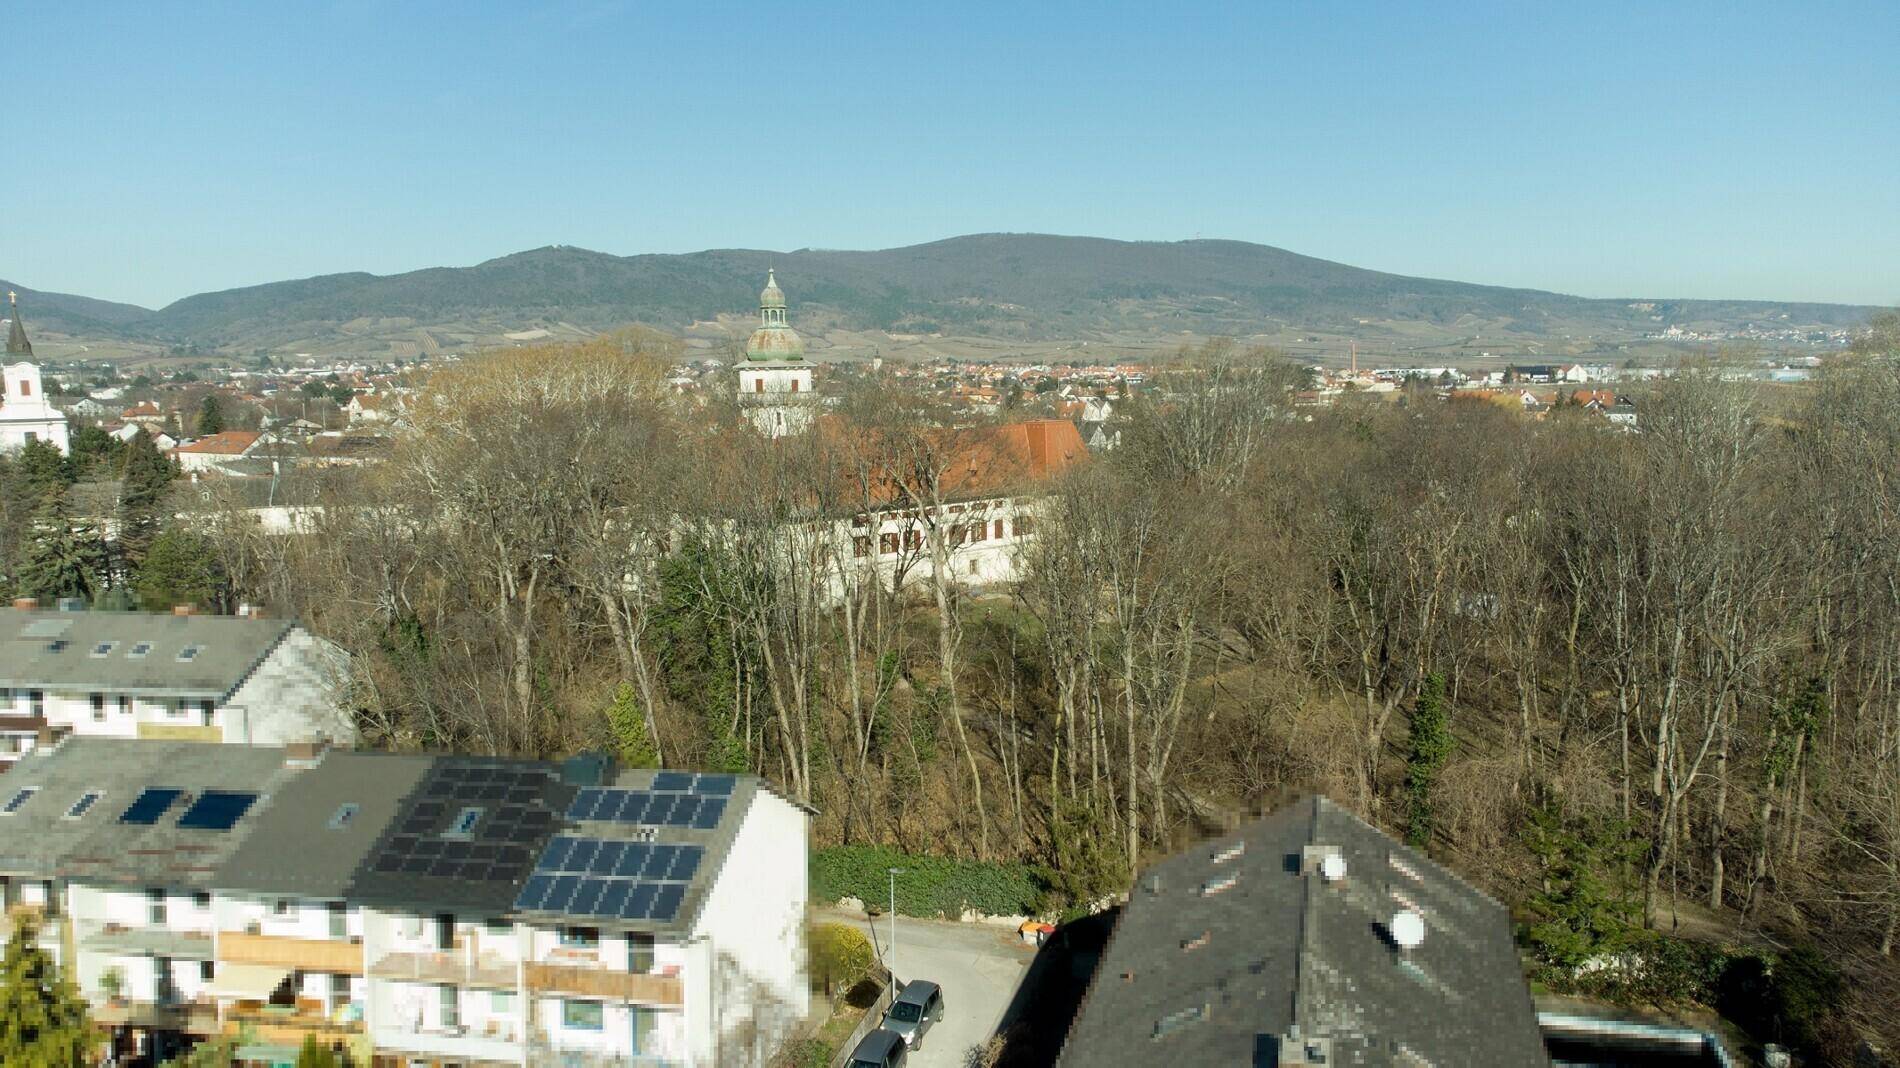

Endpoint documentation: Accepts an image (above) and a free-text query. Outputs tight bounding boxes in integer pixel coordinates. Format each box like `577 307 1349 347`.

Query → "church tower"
1 292 71 455
737 270 815 437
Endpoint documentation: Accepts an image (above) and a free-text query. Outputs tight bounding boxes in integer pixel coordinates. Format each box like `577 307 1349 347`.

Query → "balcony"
80 920 214 960
224 1000 365 1045
92 997 220 1034
368 948 517 990
525 962 683 1007
219 930 365 975
370 1023 524 1064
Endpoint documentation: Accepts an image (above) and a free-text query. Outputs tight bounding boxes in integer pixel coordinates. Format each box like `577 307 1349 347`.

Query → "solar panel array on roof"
176 790 257 831
514 835 701 924
565 773 735 831
366 762 554 884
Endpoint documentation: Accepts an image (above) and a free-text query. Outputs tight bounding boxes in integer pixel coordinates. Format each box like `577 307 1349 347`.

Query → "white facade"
738 362 817 438
1 361 71 454
0 619 354 770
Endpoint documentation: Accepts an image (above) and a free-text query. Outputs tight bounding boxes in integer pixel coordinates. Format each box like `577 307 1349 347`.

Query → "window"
491 990 517 1015
633 1004 657 1053
192 891 210 910
445 806 483 838
969 520 987 543
200 961 215 982
148 888 167 925
170 700 189 718
119 788 184 825
2 788 36 814
948 524 966 547
29 690 43 716
90 642 116 658
91 694 106 721
562 999 604 1031
993 519 1004 540
327 804 359 830
117 695 132 716
628 932 655 975
46 639 67 653
128 642 153 659
878 531 899 555
177 645 202 662
559 926 600 949
198 699 215 726
852 536 871 559
66 791 103 819
440 984 460 1028
1013 515 1034 537
753 378 764 394
790 379 800 393
903 529 922 552
19 379 29 397
273 899 293 916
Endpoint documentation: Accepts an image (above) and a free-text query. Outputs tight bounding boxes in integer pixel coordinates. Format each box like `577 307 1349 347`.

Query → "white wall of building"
1 362 71 455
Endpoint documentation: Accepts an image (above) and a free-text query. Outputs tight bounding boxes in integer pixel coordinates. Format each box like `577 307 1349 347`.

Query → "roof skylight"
66 791 103 819
128 641 153 659
2 787 36 814
176 644 203 662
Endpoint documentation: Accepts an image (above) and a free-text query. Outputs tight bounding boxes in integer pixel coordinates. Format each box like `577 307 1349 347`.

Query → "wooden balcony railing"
524 962 683 1007
218 930 366 975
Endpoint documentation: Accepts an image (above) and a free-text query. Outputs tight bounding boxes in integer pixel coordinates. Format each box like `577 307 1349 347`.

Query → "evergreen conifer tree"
118 428 176 569
1403 672 1454 848
0 914 95 1067
196 393 226 436
134 528 223 612
17 487 106 603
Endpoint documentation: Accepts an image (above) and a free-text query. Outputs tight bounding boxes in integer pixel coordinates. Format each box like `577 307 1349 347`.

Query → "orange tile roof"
172 430 264 456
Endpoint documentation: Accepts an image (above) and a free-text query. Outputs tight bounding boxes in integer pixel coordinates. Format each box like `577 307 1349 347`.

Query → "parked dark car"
847 1028 909 1068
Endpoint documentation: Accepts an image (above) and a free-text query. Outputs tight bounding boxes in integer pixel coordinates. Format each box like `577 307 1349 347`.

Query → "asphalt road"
821 908 1037 1067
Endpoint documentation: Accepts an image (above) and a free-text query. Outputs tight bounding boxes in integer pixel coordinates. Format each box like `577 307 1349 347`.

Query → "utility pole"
887 867 904 981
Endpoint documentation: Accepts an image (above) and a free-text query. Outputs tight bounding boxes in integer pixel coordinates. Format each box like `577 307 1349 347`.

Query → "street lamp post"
887 867 904 980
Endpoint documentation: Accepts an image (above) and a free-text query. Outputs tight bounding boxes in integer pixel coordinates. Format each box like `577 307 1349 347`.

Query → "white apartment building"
0 603 354 770
0 737 810 1067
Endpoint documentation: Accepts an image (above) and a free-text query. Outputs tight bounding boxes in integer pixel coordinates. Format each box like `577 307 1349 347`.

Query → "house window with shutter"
879 532 899 555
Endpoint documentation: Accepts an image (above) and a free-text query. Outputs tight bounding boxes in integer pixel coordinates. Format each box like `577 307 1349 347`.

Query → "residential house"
172 430 270 473
1057 795 1552 1065
0 603 353 771
0 738 809 1067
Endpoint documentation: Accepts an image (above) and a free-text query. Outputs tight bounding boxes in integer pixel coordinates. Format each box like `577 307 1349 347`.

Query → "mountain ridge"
5 234 1884 358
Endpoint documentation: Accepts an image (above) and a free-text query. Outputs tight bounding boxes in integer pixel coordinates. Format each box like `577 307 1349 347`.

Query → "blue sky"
6 1 1896 309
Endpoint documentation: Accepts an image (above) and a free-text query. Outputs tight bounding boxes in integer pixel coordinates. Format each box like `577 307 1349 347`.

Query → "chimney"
56 597 87 613
173 604 195 617
236 603 263 620
285 740 330 767
13 597 37 610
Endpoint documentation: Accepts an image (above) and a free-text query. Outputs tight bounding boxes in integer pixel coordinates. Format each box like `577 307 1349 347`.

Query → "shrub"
812 845 1046 919
809 922 875 996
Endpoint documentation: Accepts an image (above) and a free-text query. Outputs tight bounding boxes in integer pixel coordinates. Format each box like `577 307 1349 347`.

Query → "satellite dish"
1319 854 1347 882
1390 909 1426 949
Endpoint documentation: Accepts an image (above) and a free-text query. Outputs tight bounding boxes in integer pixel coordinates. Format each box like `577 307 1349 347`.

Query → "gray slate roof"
0 607 296 698
216 749 435 898
1058 795 1551 1067
0 738 299 890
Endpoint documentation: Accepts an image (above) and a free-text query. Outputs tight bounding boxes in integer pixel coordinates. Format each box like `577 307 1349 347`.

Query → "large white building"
0 604 355 771
0 737 810 1067
1 293 71 455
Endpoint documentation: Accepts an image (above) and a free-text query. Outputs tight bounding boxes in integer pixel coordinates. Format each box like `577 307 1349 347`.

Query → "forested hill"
8 234 1883 354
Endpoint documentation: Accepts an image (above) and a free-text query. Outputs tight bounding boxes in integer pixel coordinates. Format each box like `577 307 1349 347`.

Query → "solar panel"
515 874 553 911
592 840 625 875
652 771 694 792
567 838 600 872
569 878 606 916
623 882 660 920
597 880 633 918
669 797 702 827
540 836 575 871
644 794 679 825
545 875 580 913
615 792 652 823
668 845 705 881
691 797 728 830
119 788 184 825
693 774 737 797
649 883 687 922
176 791 257 831
616 844 651 877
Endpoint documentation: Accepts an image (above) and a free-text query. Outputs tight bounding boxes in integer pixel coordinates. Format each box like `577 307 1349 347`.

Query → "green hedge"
813 845 1046 918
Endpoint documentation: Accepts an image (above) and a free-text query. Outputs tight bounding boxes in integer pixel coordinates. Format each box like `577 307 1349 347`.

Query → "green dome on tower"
745 269 804 361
